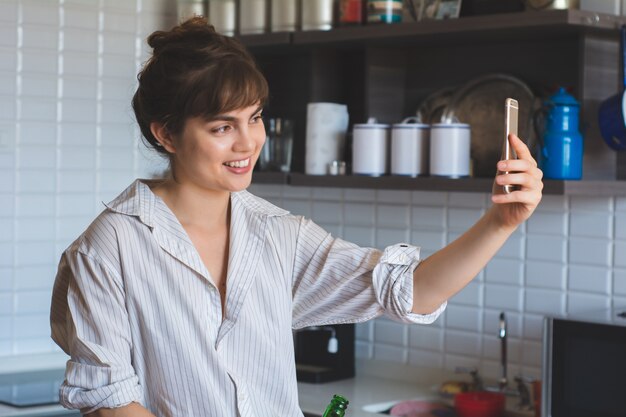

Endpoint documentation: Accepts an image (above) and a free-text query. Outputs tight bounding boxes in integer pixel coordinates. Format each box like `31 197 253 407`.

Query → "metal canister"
272 0 299 32
367 0 403 24
302 0 334 31
208 0 237 36
239 0 268 34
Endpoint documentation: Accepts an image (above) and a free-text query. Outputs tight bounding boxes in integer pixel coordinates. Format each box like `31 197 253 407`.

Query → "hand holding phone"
497 98 520 194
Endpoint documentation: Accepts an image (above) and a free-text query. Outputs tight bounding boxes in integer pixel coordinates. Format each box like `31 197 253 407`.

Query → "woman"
50 17 543 417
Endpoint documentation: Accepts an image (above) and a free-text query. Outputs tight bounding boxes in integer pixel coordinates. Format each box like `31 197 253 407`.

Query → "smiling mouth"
223 158 251 168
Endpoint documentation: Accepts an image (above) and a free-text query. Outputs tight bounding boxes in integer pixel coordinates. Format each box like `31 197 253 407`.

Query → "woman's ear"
150 122 177 154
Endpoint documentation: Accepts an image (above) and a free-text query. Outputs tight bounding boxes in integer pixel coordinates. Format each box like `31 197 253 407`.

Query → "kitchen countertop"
0 356 533 417
299 376 440 416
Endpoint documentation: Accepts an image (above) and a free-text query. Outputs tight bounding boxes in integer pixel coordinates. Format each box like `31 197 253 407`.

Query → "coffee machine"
294 324 355 383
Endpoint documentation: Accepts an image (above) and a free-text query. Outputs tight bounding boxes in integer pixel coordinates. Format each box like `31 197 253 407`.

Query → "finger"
492 182 543 203
497 160 544 182
491 189 541 205
495 172 540 191
509 134 537 166
497 158 534 174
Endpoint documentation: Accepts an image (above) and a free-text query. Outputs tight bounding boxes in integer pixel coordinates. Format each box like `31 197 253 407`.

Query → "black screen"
551 319 626 417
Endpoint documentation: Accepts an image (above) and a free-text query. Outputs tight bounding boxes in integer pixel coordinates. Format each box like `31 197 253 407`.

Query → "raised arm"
411 134 543 314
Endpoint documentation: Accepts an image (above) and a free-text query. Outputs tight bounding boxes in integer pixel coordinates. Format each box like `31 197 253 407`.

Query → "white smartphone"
499 98 519 194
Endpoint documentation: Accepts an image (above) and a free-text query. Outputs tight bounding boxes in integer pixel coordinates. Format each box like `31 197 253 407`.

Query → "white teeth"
224 158 249 168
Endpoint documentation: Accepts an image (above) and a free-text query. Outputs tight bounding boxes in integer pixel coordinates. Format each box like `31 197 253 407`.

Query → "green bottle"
322 394 349 417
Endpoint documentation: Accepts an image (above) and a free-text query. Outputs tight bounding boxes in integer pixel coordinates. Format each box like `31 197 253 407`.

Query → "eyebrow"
208 106 263 122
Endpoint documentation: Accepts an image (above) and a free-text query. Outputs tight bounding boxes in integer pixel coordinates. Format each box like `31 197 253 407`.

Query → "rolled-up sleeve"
373 244 446 324
291 217 445 328
50 249 142 414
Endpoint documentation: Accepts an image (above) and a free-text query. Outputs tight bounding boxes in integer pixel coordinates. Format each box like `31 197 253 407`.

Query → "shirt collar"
103 179 289 229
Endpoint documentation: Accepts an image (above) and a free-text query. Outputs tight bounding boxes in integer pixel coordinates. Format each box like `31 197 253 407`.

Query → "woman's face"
169 103 265 193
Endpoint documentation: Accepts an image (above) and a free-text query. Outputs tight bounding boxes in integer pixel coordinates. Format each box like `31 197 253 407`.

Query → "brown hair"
132 17 269 156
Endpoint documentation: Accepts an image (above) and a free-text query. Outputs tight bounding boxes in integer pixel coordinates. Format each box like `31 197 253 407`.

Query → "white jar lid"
353 123 390 129
430 122 470 129
392 123 429 129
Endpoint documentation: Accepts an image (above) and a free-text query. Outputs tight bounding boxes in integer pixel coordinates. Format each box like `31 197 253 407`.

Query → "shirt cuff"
60 360 143 414
373 243 446 324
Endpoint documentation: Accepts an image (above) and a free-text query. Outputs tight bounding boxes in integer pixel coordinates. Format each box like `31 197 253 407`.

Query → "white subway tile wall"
249 183 626 379
0 0 176 356
1 0 625 385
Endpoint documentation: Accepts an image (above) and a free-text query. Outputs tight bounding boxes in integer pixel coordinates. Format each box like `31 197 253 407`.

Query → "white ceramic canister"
429 123 471 178
209 0 237 36
239 0 268 34
305 102 349 175
391 117 430 177
272 0 299 32
302 0 334 31
352 120 390 176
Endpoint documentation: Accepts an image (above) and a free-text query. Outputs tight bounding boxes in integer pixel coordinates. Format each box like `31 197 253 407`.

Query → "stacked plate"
417 74 539 178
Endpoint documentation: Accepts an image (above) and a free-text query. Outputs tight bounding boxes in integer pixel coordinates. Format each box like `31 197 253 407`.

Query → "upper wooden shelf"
252 172 626 196
238 9 626 50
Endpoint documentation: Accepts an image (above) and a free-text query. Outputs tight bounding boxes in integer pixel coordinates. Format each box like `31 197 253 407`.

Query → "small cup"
429 123 471 178
391 117 430 177
328 160 346 175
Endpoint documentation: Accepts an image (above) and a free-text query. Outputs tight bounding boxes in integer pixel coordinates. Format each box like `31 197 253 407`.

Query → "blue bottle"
538 88 583 180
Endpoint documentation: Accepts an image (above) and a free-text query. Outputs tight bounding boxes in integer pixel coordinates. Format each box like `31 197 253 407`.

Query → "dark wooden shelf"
252 173 626 196
236 31 291 48
251 171 289 184
239 10 626 50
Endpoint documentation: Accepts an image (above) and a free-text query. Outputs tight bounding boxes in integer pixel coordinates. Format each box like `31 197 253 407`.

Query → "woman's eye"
212 125 231 134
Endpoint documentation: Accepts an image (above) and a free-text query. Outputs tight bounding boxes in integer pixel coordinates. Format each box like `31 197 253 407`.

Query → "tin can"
339 0 364 25
367 0 403 24
302 0 335 31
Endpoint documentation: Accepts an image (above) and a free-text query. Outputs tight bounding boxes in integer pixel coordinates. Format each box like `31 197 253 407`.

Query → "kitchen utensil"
598 25 626 151
429 122 471 178
352 118 390 176
441 73 537 177
498 312 508 390
537 87 583 179
391 116 430 177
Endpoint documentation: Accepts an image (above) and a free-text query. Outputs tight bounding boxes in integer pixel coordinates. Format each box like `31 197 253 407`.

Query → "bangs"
185 59 269 120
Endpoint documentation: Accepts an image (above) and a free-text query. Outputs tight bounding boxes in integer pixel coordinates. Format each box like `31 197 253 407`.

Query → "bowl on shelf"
454 391 506 417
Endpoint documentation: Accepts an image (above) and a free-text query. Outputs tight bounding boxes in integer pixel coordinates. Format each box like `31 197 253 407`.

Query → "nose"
233 125 260 153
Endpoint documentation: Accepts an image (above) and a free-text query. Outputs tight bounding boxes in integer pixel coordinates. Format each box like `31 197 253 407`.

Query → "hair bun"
147 16 217 54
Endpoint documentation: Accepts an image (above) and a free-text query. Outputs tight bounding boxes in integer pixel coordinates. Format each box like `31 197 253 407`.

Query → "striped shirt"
50 179 446 417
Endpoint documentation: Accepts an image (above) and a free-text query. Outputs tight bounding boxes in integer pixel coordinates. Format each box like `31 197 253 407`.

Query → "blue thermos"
538 88 583 180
